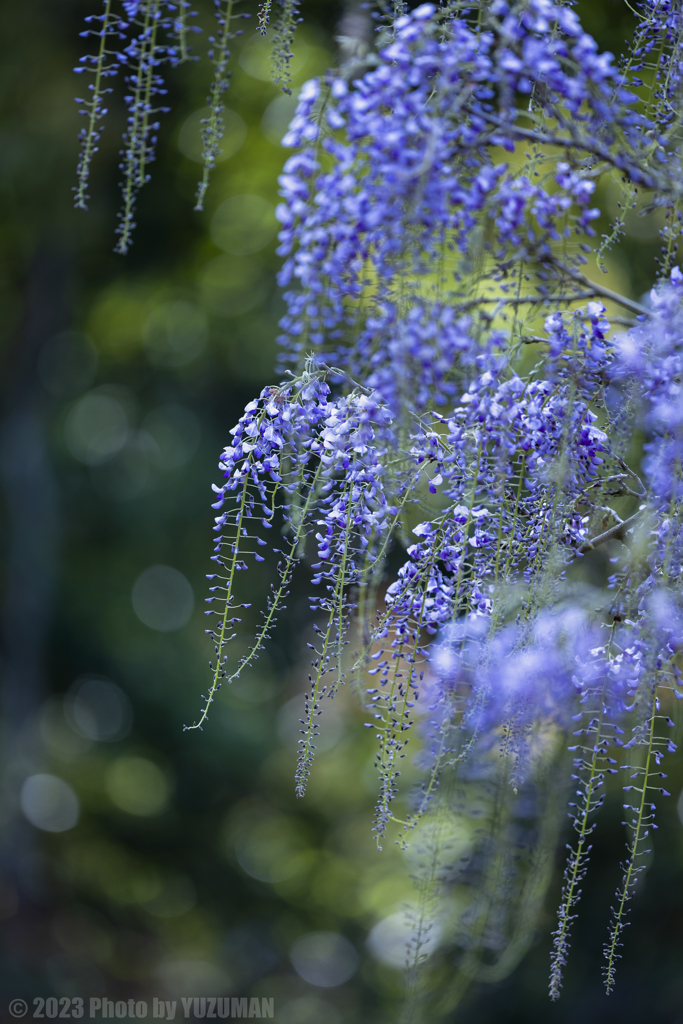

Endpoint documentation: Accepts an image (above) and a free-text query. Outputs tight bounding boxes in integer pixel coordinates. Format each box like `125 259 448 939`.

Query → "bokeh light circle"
210 195 276 256
132 565 194 632
65 677 133 742
105 756 170 816
290 932 359 988
20 774 80 832
64 393 128 465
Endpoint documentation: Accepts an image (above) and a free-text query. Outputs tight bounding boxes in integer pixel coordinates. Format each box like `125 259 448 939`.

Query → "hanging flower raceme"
74 0 287 248
74 0 130 210
114 0 184 253
296 389 396 797
75 0 202 247
188 370 398 773
190 372 332 731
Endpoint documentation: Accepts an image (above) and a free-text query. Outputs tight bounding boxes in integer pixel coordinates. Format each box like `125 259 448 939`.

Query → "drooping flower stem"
74 0 116 210
174 0 192 63
136 7 161 188
115 0 159 254
188 473 251 731
224 459 324 689
270 0 301 94
403 792 457 1024
194 0 236 212
257 0 272 35
550 679 612 999
604 690 661 992
295 557 347 797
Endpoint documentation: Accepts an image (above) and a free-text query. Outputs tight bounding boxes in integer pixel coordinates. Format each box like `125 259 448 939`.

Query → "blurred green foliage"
2 2 683 1023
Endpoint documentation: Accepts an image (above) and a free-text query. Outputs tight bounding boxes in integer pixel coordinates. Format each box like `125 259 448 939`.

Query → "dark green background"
1 1 682 1021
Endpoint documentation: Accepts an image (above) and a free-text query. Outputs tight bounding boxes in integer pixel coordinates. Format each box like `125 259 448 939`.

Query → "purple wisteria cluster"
274 0 660 377
174 0 683 1012
194 365 399 799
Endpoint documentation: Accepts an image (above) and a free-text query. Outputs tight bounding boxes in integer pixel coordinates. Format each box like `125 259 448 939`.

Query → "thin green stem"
604 695 658 991
195 0 235 212
74 0 114 210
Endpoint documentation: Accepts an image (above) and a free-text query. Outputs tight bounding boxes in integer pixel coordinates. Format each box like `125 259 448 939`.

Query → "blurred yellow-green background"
2 1 683 1022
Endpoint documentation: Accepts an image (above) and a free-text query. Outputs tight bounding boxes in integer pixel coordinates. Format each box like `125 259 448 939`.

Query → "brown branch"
477 111 671 196
456 291 598 311
549 259 651 318
579 510 643 553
